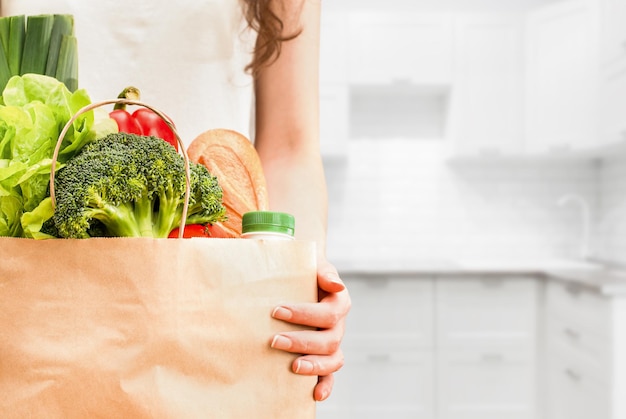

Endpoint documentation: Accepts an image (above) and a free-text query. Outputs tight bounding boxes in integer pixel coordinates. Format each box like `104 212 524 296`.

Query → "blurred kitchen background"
316 0 626 418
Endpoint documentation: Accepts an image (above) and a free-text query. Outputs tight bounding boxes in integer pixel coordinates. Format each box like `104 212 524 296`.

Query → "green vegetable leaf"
0 74 114 237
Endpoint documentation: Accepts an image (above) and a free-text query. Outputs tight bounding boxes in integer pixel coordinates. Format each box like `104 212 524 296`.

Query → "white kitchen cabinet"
316 275 436 419
448 14 525 158
317 348 435 419
545 340 610 419
524 0 600 155
436 276 538 348
347 12 454 85
319 84 349 159
436 276 538 419
599 0 626 68
319 10 350 159
437 346 537 419
597 61 626 149
341 275 434 349
597 0 626 152
320 11 349 84
543 280 626 419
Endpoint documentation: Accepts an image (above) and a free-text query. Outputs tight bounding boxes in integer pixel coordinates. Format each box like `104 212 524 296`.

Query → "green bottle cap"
242 211 295 236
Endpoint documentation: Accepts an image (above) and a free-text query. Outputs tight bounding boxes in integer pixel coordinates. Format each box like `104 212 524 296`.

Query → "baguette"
187 129 269 237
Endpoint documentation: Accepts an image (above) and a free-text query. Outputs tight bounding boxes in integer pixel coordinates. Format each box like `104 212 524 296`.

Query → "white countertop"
335 257 626 296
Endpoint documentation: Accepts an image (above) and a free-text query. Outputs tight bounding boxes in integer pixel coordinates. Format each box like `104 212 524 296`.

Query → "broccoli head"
53 132 226 238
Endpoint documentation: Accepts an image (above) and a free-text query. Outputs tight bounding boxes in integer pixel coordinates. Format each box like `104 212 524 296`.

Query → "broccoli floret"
52 132 226 238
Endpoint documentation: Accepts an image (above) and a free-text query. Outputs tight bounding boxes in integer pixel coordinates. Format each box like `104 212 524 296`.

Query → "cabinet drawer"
437 346 536 419
546 312 611 370
546 280 611 339
546 339 610 419
343 276 434 348
437 277 537 347
321 347 435 419
437 276 537 303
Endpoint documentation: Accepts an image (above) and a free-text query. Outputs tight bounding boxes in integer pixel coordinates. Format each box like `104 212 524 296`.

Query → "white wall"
325 139 598 267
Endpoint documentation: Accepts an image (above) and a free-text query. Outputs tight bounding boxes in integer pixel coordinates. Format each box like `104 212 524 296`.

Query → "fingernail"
295 359 315 374
319 389 329 401
271 306 293 320
271 335 292 350
327 273 345 290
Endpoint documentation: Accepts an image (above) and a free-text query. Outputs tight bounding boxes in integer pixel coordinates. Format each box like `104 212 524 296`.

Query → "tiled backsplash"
597 153 626 265
325 139 602 266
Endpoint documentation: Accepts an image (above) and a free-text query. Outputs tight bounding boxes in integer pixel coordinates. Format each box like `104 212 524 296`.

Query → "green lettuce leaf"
0 73 117 237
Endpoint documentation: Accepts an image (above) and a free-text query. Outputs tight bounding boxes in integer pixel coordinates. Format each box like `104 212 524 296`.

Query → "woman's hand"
270 257 351 401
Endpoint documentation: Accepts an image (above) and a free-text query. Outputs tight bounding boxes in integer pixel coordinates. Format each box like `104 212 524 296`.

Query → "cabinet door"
347 12 454 84
525 0 600 154
320 11 349 84
437 346 537 419
600 0 626 67
449 14 524 157
545 280 611 340
342 276 434 349
436 276 537 348
317 349 435 419
545 339 610 419
319 84 349 159
598 60 626 147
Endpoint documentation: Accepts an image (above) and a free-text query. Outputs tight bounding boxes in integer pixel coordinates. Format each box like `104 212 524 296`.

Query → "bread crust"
188 129 269 236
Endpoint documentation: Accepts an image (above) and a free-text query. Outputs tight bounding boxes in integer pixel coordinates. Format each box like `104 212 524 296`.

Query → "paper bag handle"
49 99 191 238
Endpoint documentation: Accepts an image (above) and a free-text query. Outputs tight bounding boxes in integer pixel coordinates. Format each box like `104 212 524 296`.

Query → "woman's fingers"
270 258 351 402
271 323 345 355
317 259 346 294
314 374 335 402
272 288 350 329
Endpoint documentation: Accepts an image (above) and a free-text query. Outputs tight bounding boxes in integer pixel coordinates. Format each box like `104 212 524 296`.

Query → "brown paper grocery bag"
0 237 317 419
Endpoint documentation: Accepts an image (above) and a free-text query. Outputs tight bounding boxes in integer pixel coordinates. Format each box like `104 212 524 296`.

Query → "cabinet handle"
565 368 582 382
564 327 580 341
391 77 412 85
481 353 504 363
481 278 503 288
367 353 391 363
565 283 582 296
366 278 389 289
565 368 581 381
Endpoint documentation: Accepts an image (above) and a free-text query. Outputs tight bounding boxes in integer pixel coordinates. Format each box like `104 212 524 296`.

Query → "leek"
0 18 11 89
0 41 10 92
7 15 25 76
55 35 78 92
45 14 73 77
0 14 78 92
20 14 54 75
0 17 10 60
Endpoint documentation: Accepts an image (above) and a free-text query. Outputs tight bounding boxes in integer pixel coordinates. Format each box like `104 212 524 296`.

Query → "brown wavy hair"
242 0 304 76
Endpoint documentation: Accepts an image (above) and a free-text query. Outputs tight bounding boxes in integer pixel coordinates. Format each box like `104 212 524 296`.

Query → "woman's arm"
252 0 351 402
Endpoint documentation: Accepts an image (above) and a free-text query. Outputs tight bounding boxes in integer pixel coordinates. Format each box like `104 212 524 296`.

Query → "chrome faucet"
557 194 591 260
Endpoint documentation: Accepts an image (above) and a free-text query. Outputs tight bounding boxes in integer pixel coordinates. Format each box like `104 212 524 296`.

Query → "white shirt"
2 0 256 147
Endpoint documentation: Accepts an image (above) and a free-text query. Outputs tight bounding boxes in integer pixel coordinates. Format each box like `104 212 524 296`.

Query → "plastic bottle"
241 211 295 240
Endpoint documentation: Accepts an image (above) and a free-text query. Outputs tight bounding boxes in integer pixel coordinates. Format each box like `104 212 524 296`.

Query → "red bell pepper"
168 224 210 238
168 223 234 239
109 86 178 151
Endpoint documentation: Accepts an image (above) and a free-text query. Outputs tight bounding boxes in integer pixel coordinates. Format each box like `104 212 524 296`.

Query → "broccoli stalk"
52 132 226 238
